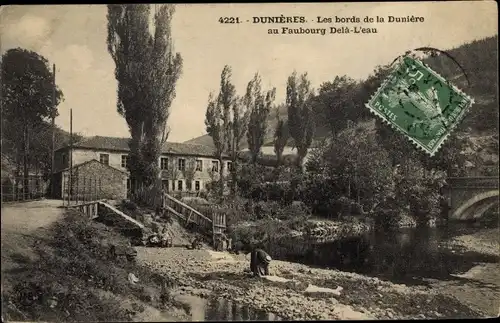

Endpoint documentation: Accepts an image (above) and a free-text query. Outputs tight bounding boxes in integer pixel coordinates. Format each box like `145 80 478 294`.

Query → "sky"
0 2 497 143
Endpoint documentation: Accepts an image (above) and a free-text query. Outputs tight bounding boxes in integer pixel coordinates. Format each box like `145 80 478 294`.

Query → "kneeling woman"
250 248 272 277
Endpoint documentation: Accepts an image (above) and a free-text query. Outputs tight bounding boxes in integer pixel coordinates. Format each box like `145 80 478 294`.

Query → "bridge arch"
451 190 499 220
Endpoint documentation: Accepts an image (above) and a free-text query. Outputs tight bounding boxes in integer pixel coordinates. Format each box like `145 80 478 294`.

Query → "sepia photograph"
1 1 498 321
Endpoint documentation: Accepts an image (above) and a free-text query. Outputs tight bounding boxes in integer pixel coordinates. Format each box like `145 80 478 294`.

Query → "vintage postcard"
1 1 498 322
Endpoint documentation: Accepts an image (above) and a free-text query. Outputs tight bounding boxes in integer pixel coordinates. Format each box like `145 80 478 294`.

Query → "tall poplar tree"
205 66 237 196
107 4 182 189
286 71 315 169
245 73 276 164
273 104 289 167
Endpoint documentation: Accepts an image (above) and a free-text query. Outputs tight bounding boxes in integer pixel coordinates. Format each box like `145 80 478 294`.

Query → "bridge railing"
162 193 227 247
130 184 227 248
66 200 102 219
162 193 213 232
448 176 499 189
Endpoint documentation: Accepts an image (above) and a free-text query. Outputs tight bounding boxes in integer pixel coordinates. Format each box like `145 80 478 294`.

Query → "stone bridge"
447 176 499 220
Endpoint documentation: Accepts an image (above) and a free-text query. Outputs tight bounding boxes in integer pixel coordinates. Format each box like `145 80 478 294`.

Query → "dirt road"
1 200 64 274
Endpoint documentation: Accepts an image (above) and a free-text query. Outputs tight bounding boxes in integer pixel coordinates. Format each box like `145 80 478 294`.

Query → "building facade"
54 136 232 196
53 159 129 200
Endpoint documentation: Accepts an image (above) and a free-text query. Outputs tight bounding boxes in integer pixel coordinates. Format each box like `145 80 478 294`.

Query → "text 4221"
219 17 242 24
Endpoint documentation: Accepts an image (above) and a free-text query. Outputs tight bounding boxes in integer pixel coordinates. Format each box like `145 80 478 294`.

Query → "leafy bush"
274 201 311 221
249 181 295 204
297 173 341 218
229 218 307 253
368 196 402 231
120 199 138 212
236 163 266 197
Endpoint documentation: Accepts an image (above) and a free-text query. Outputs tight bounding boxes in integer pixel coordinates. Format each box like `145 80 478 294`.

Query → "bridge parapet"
448 176 499 189
448 176 499 220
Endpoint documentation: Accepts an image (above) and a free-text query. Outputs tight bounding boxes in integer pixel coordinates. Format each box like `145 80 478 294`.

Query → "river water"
173 293 283 321
299 222 499 285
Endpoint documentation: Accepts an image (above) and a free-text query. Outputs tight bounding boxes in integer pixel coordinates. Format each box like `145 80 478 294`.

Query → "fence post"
28 177 32 200
82 176 86 203
62 174 66 206
22 176 25 202
67 174 70 206
75 174 79 205
87 177 91 202
62 174 65 206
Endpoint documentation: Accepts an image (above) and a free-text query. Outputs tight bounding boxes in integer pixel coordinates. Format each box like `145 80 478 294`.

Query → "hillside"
185 35 498 157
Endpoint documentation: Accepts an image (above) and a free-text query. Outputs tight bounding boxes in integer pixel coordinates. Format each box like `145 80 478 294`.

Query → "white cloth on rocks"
128 273 140 284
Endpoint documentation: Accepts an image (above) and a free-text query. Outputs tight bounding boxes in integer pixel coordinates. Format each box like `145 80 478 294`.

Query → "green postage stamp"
365 55 474 156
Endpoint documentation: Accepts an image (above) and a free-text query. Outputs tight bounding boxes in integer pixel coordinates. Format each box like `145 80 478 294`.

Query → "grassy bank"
1 209 186 322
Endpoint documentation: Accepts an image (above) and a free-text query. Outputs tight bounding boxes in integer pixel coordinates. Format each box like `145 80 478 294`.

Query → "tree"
286 71 315 169
1 48 64 185
166 157 180 190
273 104 289 167
311 76 363 137
183 157 197 191
205 65 237 197
107 4 183 191
245 73 276 164
228 96 250 194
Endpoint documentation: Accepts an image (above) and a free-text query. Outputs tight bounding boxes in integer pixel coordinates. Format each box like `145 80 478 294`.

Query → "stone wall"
63 161 127 200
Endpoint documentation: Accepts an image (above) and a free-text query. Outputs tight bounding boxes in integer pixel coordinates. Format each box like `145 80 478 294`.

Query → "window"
212 160 219 172
195 181 201 191
178 158 186 171
171 180 176 191
162 180 169 191
196 160 203 172
99 153 109 165
160 157 168 170
177 180 183 191
227 161 233 172
61 153 68 166
121 155 129 168
187 180 192 191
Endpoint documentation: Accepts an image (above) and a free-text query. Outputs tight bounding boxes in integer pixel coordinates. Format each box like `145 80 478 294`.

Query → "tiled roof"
59 136 226 158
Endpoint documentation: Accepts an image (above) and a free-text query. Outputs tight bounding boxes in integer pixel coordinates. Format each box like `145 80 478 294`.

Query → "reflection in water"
176 294 282 321
304 224 499 285
204 298 282 321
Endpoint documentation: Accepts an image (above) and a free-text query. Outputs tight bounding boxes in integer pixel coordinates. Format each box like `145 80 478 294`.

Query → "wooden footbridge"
64 185 226 249
136 190 227 249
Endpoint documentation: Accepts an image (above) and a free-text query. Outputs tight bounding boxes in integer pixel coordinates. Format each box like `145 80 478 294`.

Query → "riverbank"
429 227 500 316
1 206 189 322
442 228 499 257
137 246 483 320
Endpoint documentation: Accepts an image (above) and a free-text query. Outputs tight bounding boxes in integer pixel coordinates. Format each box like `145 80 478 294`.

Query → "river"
173 221 499 321
296 221 499 286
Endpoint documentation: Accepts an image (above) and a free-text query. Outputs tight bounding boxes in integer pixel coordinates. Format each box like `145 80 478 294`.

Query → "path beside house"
1 200 64 272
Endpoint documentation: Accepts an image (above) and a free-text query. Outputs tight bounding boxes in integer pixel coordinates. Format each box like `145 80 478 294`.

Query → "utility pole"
51 64 56 198
69 108 73 204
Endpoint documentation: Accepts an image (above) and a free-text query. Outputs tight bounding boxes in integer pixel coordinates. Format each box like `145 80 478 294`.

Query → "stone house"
53 136 232 197
53 159 128 200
